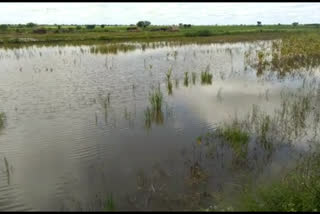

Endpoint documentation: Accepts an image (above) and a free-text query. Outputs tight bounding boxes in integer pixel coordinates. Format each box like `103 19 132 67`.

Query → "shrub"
26 22 37 28
86 25 95 30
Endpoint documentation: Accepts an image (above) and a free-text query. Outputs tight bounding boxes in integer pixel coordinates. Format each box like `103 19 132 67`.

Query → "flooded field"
0 39 319 211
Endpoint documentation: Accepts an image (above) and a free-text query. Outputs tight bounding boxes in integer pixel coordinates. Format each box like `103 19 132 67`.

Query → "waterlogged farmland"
0 35 320 211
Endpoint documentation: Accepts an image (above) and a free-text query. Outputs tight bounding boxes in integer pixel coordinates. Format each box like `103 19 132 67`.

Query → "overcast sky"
0 3 319 25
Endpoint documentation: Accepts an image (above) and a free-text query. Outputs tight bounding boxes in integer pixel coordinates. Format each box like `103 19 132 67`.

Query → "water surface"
0 40 319 211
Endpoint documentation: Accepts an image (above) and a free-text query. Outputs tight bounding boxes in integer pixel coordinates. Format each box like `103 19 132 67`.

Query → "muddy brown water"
0 40 319 211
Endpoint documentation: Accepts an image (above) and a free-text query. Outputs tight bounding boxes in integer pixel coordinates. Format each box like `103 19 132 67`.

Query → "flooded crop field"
0 37 320 211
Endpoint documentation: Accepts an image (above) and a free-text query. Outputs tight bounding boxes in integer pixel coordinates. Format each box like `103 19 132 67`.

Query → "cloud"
0 3 319 25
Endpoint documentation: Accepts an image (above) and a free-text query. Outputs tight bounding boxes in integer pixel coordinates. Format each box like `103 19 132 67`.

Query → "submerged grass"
208 82 320 211
184 72 189 87
191 72 197 85
246 32 320 77
90 43 136 55
166 68 173 95
0 112 6 129
104 194 115 211
167 81 173 95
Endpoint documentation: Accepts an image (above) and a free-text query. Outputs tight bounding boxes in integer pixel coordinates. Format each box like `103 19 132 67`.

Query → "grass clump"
236 150 320 212
218 120 250 160
200 65 213 85
149 87 163 113
201 71 213 84
144 87 164 129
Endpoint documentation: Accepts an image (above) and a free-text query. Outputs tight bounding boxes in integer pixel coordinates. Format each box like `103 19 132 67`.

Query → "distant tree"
76 25 81 30
144 21 151 27
101 24 105 28
136 21 144 28
292 22 299 26
0 24 8 30
57 25 61 30
86 25 95 30
257 21 262 26
26 22 37 28
136 21 151 28
179 23 183 27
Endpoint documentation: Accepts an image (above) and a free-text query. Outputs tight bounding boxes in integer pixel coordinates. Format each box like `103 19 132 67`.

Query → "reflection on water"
0 40 319 210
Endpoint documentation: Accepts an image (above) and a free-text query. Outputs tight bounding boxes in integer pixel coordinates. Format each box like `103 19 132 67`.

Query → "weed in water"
201 71 213 85
184 72 189 87
192 72 197 85
149 87 163 112
144 107 152 129
166 67 172 82
175 78 179 88
217 120 250 160
0 112 6 129
90 44 136 55
104 194 115 211
201 65 213 85
144 87 164 129
166 68 173 95
173 50 178 60
107 93 111 106
167 81 173 95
